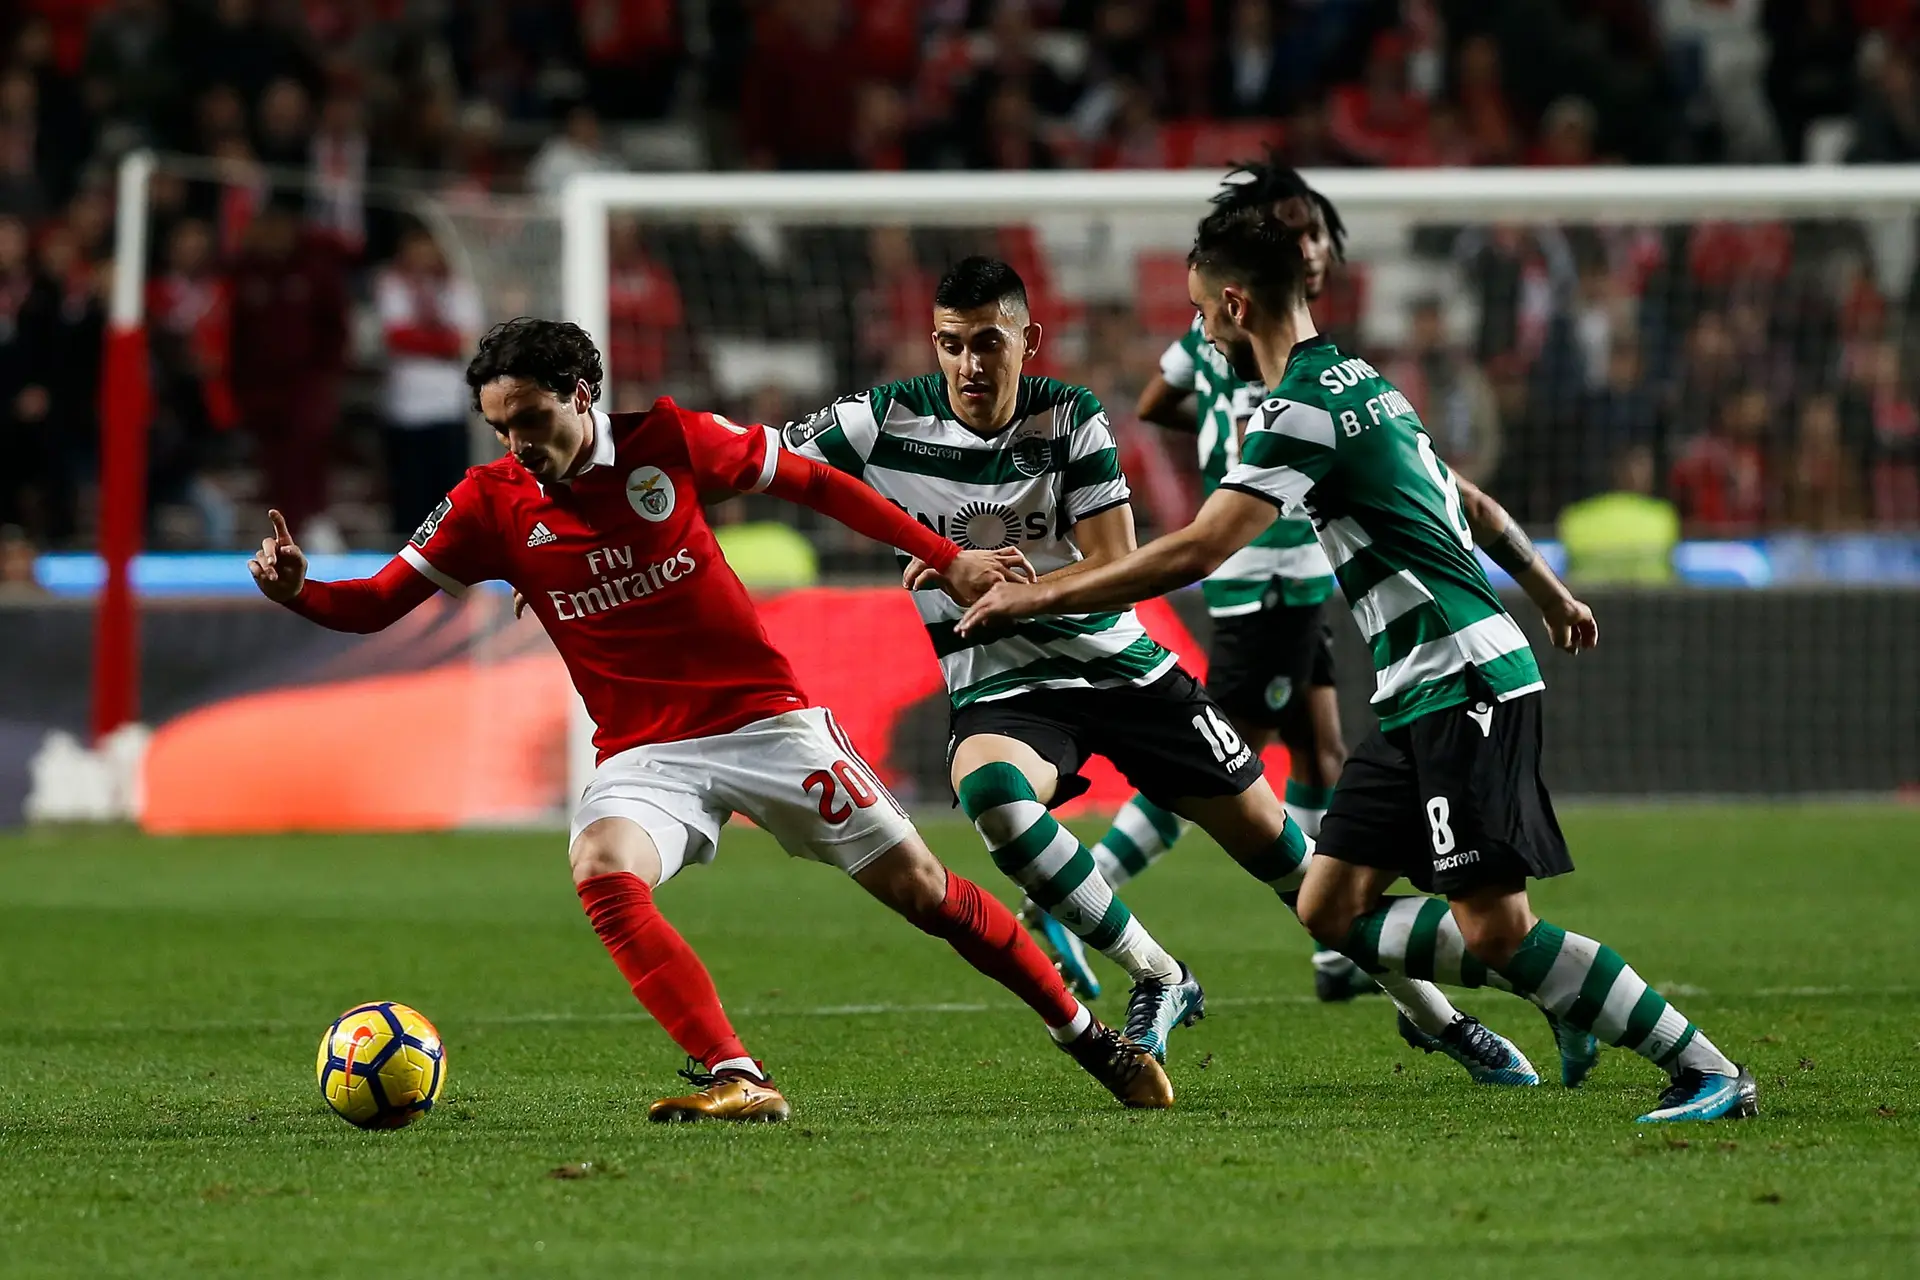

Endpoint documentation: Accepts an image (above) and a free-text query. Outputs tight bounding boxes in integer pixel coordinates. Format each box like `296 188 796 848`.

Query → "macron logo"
526 521 557 548
1467 703 1493 738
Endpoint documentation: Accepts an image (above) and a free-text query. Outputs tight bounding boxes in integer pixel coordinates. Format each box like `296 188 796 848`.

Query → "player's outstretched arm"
1457 476 1597 655
763 447 1031 603
1137 374 1198 433
955 488 1275 635
249 509 437 633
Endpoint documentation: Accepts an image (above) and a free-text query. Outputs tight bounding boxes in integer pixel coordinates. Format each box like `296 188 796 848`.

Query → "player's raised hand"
1542 594 1598 655
956 580 1051 636
248 509 307 603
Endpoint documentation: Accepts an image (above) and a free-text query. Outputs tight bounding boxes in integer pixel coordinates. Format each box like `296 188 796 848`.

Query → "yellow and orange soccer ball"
316 1002 447 1129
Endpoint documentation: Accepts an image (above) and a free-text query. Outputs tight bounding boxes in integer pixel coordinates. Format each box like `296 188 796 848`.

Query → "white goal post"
559 165 1920 388
549 164 1920 807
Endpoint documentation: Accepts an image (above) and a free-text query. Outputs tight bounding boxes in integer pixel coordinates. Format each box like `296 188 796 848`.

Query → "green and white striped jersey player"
1095 315 1371 1005
1164 314 1334 619
956 206 1758 1122
788 255 1512 1080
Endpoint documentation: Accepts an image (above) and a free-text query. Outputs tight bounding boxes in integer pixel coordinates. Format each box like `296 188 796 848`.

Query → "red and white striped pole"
92 149 154 741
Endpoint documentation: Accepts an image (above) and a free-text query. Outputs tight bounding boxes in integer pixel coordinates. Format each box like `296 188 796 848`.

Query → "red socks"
913 870 1081 1029
575 871 750 1070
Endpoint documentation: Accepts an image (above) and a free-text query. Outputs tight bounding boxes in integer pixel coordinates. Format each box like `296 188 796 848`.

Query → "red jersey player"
250 318 1170 1120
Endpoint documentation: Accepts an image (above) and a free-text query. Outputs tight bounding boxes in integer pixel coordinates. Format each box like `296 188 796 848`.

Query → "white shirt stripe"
1317 517 1371 569
1259 398 1337 448
1350 570 1434 641
399 545 468 597
748 425 781 493
1371 612 1531 704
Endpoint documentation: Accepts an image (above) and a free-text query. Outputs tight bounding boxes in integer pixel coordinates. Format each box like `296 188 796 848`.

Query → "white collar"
543 408 616 491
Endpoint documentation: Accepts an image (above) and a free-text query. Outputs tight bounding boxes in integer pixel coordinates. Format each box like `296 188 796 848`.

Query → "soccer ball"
316 1001 447 1129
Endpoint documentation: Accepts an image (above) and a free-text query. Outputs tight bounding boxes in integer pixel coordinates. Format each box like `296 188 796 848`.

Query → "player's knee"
855 840 950 920
1451 903 1529 968
1293 886 1358 947
568 820 660 887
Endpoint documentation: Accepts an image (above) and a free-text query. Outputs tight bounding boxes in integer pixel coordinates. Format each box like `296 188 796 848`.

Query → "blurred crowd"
0 0 1918 561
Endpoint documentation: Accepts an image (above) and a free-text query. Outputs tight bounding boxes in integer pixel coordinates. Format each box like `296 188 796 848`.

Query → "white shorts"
569 707 915 885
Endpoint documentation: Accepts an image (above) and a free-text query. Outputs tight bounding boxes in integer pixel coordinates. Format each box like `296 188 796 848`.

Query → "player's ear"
1021 321 1043 362
573 379 592 415
1222 285 1250 330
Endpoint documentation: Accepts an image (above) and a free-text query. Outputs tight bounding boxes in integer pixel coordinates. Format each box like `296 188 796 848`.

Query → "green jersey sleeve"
1061 390 1129 521
1158 328 1199 392
781 389 887 478
1219 395 1338 514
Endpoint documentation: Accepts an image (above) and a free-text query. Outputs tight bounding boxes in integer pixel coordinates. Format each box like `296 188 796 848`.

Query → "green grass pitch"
2 807 1916 1278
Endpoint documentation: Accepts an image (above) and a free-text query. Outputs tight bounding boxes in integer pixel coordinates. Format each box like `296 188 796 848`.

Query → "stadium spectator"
254 78 312 170
80 0 181 142
1384 297 1502 485
186 0 312 110
1763 0 1859 161
605 216 684 389
1574 340 1660 503
1326 30 1430 167
226 197 349 550
1557 444 1679 585
307 86 367 257
526 102 617 197
1781 393 1866 529
0 522 41 596
1529 96 1600 166
965 83 1058 170
0 215 53 536
1852 338 1920 523
374 226 481 535
575 0 682 121
1212 0 1288 120
32 221 103 543
146 217 235 543
1852 37 1920 162
0 68 49 220
1451 34 1519 165
737 0 864 171
1669 385 1774 534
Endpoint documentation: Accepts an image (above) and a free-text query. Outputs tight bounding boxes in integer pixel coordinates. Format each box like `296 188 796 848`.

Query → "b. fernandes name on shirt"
549 545 698 621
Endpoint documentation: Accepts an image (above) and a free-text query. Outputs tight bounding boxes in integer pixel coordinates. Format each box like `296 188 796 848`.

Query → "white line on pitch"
22 985 1912 1037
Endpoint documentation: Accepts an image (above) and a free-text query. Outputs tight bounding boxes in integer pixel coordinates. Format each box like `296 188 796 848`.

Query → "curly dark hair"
1211 148 1347 261
464 317 604 413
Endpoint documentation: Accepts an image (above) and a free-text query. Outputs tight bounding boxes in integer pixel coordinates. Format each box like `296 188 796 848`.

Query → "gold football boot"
648 1062 791 1124
1062 1022 1174 1109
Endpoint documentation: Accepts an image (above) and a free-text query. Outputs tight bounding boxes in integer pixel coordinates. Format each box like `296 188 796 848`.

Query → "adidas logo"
526 521 557 548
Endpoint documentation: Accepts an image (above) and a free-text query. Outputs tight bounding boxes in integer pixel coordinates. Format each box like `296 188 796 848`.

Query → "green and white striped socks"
957 764 1182 984
1282 779 1336 840
1233 814 1314 895
1092 794 1185 887
1340 901 1735 1075
1499 921 1734 1075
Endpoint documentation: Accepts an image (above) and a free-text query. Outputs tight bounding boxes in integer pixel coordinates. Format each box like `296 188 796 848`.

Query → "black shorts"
948 667 1266 810
1316 687 1572 896
1204 600 1337 730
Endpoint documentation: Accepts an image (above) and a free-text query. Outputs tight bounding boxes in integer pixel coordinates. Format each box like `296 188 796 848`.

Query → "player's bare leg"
952 734 1203 1063
851 835 1171 1109
569 818 789 1123
1275 686 1373 1002
1181 783 1540 1085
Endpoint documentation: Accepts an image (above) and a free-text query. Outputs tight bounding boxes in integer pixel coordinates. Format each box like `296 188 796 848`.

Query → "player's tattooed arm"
955 488 1274 635
1136 375 1198 433
1457 477 1598 655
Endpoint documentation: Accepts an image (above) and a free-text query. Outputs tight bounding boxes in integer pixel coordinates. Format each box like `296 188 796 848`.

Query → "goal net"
489 167 1920 810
